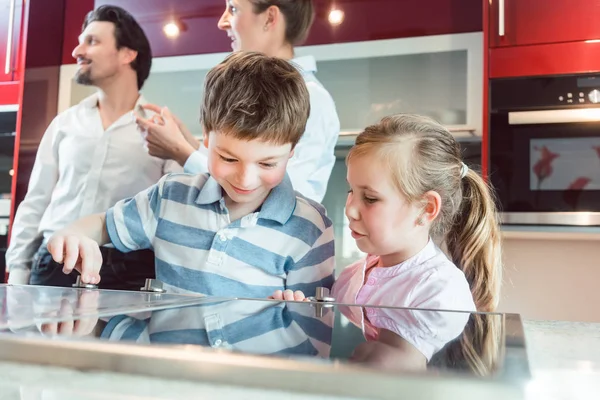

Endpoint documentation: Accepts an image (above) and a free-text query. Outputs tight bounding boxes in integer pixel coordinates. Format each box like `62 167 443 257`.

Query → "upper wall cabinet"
62 0 483 136
0 0 24 82
489 0 600 48
95 0 482 57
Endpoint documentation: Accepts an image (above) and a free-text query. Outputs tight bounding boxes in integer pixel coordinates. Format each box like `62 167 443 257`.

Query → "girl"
136 0 340 203
271 113 503 363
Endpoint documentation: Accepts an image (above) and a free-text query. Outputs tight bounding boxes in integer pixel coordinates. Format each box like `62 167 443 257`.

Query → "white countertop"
523 320 600 400
0 320 598 400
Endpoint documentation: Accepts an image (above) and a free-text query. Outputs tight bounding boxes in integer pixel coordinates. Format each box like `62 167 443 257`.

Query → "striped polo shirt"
105 173 335 297
101 299 333 359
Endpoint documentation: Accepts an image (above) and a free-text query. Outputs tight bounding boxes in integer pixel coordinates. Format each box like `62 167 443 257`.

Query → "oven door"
490 107 600 225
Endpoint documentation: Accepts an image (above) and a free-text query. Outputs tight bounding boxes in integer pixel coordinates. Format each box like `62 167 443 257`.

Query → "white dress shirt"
183 55 340 203
6 93 181 284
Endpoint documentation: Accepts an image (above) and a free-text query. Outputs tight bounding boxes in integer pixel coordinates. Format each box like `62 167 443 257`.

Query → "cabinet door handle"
5 0 16 75
498 0 505 37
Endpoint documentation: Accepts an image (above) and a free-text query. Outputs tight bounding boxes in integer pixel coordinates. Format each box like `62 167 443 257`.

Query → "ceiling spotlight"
163 21 181 38
328 9 344 26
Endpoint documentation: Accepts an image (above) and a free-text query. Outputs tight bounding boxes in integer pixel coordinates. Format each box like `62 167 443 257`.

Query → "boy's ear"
420 190 442 224
203 133 210 149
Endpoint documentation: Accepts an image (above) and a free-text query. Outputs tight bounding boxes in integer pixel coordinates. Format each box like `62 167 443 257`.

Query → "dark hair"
83 5 152 90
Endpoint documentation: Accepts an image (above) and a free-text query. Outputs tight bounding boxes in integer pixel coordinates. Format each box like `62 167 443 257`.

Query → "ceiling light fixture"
328 9 344 26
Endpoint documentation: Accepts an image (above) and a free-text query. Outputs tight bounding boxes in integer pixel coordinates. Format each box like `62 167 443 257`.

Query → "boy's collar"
195 174 297 224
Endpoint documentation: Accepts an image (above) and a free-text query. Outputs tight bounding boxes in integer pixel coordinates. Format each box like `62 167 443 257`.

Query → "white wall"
498 233 600 323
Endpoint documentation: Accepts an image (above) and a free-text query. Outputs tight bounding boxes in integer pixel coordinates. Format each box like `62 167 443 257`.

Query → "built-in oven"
489 74 600 226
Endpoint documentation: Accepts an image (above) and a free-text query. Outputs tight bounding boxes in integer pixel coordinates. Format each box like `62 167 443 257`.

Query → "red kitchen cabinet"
0 0 25 82
489 0 600 48
95 0 483 58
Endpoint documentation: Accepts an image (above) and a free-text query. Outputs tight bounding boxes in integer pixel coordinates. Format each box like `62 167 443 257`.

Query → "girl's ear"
419 191 442 224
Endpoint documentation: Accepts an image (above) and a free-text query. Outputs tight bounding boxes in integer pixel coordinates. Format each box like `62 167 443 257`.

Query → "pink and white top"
332 239 476 360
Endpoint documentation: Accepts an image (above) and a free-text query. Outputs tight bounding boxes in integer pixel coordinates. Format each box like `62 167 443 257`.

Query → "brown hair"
347 114 502 312
201 51 310 147
249 0 315 45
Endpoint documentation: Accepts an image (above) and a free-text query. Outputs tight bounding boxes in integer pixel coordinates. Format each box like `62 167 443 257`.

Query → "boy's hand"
39 290 100 337
268 289 310 302
47 233 103 284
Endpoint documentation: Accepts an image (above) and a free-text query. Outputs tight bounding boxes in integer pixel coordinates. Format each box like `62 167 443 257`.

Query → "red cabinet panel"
489 0 600 48
11 0 67 243
0 0 25 82
0 81 18 105
490 41 600 78
61 0 95 65
95 0 482 58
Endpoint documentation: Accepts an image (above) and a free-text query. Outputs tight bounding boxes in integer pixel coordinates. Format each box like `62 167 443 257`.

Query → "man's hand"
47 233 103 284
136 104 200 166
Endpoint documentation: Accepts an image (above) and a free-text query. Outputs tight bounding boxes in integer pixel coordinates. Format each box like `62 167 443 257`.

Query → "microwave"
489 74 600 226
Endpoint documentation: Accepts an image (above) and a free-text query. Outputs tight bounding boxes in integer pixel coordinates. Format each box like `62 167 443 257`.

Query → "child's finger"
270 290 283 300
293 291 306 301
283 289 295 301
62 237 80 274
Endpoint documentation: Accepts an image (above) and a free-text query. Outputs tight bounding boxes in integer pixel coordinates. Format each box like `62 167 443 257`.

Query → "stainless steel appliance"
490 74 600 226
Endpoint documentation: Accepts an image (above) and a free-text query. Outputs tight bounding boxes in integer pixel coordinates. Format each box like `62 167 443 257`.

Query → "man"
6 5 179 288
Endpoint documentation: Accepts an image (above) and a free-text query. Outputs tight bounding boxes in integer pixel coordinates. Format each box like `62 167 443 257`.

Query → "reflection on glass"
137 51 468 140
530 138 600 191
100 300 334 359
430 313 502 377
316 51 467 131
0 285 507 380
0 284 212 331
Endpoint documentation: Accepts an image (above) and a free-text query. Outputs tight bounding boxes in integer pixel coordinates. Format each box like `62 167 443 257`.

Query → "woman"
137 0 340 203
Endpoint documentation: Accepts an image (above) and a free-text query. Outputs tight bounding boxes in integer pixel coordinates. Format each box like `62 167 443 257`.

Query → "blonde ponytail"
446 170 502 312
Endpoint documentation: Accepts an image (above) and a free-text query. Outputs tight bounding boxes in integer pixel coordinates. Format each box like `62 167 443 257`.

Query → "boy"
46 52 335 297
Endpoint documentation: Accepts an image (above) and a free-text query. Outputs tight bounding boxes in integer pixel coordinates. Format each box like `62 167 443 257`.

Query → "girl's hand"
268 289 310 301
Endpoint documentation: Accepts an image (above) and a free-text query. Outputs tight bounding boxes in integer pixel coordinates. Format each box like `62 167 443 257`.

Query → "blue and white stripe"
106 172 335 297
101 299 333 358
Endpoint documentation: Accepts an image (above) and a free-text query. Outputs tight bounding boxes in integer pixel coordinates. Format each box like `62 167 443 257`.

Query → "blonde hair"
348 114 502 312
249 0 315 45
201 51 310 147
430 313 502 376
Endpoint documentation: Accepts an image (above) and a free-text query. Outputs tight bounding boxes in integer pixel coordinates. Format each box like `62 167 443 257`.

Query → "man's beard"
75 69 94 86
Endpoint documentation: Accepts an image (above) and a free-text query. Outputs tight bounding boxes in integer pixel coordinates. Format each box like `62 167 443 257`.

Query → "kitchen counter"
0 284 593 400
523 320 600 400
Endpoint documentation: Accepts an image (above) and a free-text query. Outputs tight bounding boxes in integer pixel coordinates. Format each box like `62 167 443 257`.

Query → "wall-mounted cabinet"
60 32 483 138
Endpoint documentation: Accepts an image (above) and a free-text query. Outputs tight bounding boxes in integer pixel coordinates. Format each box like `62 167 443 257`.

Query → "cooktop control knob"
140 278 167 293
